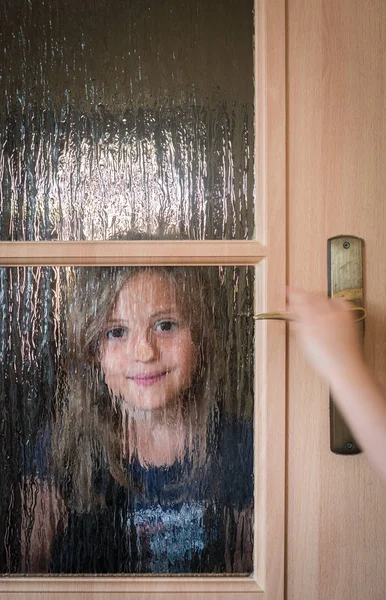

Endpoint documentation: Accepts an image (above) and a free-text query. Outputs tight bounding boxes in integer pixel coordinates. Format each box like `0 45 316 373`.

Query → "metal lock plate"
328 236 364 455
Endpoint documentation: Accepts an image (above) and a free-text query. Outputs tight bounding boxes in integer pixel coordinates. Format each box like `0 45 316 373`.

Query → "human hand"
286 287 364 382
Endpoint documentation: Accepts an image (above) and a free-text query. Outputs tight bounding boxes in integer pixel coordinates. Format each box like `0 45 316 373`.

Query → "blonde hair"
53 266 221 511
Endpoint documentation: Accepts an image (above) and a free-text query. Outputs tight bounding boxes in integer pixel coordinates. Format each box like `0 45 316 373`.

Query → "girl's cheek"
99 346 114 375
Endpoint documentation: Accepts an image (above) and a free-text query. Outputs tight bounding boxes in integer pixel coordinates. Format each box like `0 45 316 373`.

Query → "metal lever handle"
253 307 366 323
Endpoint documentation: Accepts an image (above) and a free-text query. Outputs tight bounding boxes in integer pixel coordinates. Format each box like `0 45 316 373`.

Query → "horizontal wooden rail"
0 576 262 595
0 241 266 266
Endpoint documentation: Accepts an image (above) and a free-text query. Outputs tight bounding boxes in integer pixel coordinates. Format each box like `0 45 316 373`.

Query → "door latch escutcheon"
328 235 365 455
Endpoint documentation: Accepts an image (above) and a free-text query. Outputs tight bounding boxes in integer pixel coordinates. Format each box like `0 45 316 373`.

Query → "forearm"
287 288 386 483
329 360 386 482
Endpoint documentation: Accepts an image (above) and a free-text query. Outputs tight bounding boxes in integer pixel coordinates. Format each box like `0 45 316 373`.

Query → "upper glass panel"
0 0 254 241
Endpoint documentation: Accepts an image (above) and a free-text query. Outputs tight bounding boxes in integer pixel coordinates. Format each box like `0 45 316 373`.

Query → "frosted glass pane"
0 0 254 240
0 266 254 574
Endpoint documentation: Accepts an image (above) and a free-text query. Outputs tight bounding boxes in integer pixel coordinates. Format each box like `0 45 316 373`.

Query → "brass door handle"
252 235 365 456
252 307 366 322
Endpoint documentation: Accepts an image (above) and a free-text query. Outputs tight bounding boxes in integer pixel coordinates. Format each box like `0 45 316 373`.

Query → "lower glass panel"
0 265 254 575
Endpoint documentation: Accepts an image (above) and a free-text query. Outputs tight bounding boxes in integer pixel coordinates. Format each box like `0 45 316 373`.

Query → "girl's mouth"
128 372 168 387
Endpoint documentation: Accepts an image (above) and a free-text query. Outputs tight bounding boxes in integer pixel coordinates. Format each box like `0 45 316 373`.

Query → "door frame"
0 0 286 597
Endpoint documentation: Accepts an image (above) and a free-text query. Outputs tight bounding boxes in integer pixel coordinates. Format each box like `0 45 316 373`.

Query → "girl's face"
99 271 199 412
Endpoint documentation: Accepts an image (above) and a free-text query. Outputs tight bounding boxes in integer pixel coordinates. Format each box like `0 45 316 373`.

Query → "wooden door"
3 1 385 599
0 0 286 598
287 1 386 599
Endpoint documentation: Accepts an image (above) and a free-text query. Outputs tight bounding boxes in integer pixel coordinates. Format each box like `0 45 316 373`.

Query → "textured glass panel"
0 0 254 240
0 265 254 575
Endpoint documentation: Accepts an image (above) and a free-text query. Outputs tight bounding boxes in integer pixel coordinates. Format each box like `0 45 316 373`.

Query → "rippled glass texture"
0 265 254 574
0 0 254 240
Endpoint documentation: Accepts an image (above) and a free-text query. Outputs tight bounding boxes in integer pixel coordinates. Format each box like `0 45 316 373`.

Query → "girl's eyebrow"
105 308 179 324
151 308 179 319
104 318 129 325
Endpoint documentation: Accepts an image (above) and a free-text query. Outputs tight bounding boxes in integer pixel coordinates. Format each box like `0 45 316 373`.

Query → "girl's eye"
154 320 179 333
105 327 128 340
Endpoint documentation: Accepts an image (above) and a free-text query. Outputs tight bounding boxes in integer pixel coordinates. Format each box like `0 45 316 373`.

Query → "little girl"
23 265 254 574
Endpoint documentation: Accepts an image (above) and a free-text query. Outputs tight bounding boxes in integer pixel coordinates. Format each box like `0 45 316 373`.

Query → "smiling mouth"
128 372 169 387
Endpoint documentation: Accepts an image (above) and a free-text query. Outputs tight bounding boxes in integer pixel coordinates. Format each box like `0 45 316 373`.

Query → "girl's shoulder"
208 413 254 507
208 412 253 465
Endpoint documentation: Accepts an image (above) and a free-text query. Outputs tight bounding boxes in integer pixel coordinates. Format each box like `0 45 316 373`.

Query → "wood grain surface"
287 1 386 598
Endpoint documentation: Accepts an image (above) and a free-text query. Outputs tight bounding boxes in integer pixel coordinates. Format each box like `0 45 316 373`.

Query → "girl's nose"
134 331 159 363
